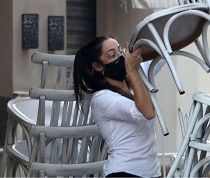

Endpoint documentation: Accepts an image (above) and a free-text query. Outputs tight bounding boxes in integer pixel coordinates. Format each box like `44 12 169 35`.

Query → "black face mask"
104 55 126 82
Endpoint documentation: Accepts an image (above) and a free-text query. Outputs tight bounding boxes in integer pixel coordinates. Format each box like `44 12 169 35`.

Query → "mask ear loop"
114 58 120 64
92 68 105 76
92 68 95 76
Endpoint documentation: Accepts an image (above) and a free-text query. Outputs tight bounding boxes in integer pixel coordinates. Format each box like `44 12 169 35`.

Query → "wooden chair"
1 87 107 177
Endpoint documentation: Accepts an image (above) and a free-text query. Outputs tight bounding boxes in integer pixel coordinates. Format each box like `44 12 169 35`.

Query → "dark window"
66 0 96 55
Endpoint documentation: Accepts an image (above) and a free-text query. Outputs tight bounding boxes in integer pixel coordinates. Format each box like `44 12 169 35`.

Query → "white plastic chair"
130 2 210 95
129 1 210 137
31 52 75 89
0 52 76 176
1 87 107 177
0 52 107 177
167 92 210 177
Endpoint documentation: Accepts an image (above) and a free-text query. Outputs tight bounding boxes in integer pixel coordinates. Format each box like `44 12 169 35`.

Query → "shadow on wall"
0 97 11 148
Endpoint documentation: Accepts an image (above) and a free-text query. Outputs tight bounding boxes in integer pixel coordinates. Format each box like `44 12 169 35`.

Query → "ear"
92 62 104 72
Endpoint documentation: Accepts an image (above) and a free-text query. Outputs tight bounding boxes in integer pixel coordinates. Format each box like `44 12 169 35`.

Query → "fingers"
125 42 129 56
125 42 141 55
124 42 143 63
124 42 143 73
128 44 143 63
133 46 142 57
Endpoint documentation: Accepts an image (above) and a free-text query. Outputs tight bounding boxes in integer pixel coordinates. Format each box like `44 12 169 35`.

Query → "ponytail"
73 36 129 105
73 36 108 104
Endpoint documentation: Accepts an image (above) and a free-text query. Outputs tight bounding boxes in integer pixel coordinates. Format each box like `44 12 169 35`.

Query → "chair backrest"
28 87 107 177
31 52 75 90
129 3 209 61
178 0 209 5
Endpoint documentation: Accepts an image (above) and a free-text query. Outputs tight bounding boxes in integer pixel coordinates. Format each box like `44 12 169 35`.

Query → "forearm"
124 43 155 119
127 70 155 120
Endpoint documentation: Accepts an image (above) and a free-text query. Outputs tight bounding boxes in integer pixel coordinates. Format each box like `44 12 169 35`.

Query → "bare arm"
125 43 155 120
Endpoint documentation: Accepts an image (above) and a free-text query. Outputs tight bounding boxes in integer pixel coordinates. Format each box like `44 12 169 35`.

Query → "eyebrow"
106 45 121 54
106 48 115 54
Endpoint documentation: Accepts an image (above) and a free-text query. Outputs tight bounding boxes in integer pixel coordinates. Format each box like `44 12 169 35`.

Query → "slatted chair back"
31 52 75 89
178 0 210 5
27 87 107 177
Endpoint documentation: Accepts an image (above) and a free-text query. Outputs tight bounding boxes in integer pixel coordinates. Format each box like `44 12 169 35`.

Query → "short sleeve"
91 90 147 123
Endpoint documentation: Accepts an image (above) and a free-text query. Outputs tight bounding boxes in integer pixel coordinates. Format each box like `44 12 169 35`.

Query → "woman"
73 36 164 177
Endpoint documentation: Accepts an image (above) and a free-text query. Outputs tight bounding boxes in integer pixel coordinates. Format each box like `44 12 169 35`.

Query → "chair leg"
0 116 16 177
0 147 8 177
5 157 27 177
167 101 202 177
147 22 185 95
6 156 18 177
150 93 169 136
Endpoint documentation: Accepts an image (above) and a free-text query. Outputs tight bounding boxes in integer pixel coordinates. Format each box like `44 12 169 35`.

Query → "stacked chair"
0 52 107 177
129 0 210 137
129 0 210 94
168 92 210 177
2 0 210 176
128 0 210 177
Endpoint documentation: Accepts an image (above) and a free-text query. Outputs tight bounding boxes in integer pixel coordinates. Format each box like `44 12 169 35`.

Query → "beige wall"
96 0 153 46
13 0 66 94
96 0 210 153
0 0 66 97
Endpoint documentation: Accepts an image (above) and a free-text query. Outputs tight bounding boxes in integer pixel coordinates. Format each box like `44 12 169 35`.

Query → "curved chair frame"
31 52 75 89
129 2 210 95
1 88 107 177
167 93 210 177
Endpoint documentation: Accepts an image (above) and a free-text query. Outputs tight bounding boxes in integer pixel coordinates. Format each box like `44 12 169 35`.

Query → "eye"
111 53 116 58
108 52 116 59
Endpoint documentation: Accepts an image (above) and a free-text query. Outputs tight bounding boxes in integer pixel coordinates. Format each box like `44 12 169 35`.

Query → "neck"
104 77 134 100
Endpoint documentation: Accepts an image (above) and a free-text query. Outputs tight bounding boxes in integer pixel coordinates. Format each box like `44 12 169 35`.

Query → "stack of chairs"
0 52 107 177
128 0 210 176
168 92 210 177
129 0 210 135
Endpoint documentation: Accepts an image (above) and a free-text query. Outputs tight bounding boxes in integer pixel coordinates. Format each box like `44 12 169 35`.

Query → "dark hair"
73 36 121 104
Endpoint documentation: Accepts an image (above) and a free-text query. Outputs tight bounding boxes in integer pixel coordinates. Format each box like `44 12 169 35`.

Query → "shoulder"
91 89 135 115
93 89 118 98
91 89 121 105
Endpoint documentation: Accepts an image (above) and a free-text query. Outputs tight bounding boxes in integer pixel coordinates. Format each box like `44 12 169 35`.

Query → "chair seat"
7 97 39 125
8 139 91 164
129 3 208 60
9 141 29 162
7 97 71 127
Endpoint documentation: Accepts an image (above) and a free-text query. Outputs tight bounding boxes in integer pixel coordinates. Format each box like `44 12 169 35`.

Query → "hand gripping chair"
129 1 210 136
1 87 107 177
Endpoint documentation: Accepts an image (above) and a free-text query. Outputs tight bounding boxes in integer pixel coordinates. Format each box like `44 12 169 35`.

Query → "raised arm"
125 43 155 120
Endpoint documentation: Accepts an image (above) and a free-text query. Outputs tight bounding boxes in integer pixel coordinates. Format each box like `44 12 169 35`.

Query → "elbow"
136 103 156 120
143 110 156 120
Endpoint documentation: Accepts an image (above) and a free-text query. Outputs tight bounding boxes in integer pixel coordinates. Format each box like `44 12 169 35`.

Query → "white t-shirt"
91 90 161 177
90 59 165 177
